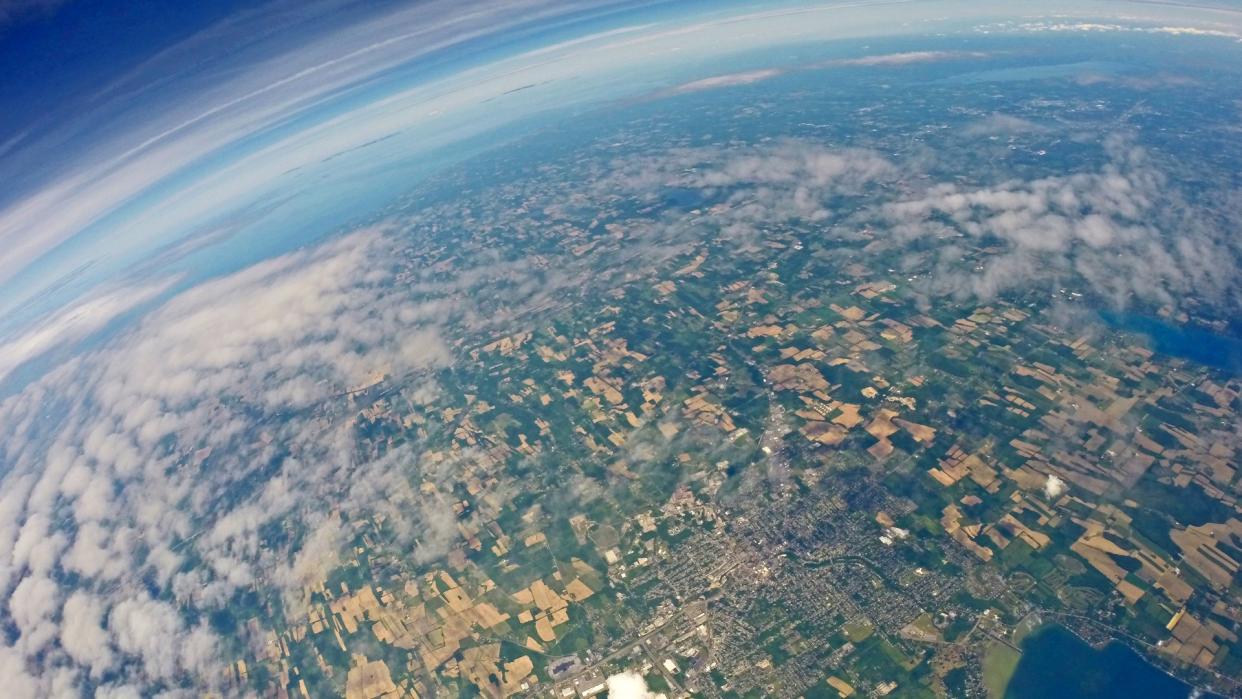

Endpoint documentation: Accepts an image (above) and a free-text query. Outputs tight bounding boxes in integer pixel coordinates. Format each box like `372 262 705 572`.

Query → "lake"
1005 625 1214 699
1100 311 1242 374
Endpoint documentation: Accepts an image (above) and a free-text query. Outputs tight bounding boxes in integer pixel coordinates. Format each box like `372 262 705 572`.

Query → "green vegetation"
982 642 1022 699
843 619 875 643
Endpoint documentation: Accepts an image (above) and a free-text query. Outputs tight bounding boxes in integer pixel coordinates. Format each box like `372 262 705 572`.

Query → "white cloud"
274 514 345 600
1044 474 1066 500
0 281 172 385
877 135 1241 310
605 139 896 198
10 572 58 655
1011 21 1242 43
0 645 40 696
659 50 989 100
825 50 987 66
108 597 184 680
606 670 667 699
962 113 1048 137
667 68 784 94
601 132 1242 317
60 592 114 676
95 684 142 699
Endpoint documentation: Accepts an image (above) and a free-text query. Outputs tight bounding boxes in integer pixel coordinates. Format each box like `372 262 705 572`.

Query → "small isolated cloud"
668 68 784 94
962 113 1048 137
1151 25 1242 41
606 670 667 699
1044 474 1066 500
1074 71 1197 90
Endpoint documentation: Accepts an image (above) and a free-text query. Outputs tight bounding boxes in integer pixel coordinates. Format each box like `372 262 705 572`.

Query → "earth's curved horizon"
1 1 1241 697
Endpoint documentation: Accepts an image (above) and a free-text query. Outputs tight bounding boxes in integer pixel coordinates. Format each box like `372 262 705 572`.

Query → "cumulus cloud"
60 592 114 676
9 572 58 655
275 514 347 600
1044 474 1066 500
108 596 184 680
606 670 667 699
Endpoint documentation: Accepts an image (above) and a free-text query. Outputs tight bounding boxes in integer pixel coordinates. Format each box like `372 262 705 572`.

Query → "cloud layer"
0 281 172 386
0 226 461 693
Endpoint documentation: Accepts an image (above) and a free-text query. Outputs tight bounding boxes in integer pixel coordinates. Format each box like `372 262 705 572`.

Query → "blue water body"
1006 625 1214 699
1100 311 1242 374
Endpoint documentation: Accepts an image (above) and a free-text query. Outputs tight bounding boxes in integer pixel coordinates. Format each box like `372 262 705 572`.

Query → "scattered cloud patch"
879 134 1241 309
601 140 898 248
962 113 1049 137
605 139 895 195
601 134 1242 316
662 51 987 98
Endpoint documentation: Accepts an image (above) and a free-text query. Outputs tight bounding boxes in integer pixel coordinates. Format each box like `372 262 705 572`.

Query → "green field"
982 641 1022 699
843 619 875 643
